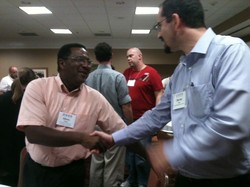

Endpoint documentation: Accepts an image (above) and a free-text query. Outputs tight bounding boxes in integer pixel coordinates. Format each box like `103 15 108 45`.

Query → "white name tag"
56 112 76 128
127 80 135 87
173 91 186 110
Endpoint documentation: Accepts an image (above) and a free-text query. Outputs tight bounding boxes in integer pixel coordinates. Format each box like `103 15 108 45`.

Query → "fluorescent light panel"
19 6 52 15
132 29 150 34
50 29 72 34
135 7 159 15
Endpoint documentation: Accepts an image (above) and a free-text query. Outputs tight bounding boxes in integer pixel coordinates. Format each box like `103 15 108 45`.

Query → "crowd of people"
1 0 250 187
0 67 37 186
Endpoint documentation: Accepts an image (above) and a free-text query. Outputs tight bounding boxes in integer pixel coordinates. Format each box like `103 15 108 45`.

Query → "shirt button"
188 67 192 70
181 124 184 128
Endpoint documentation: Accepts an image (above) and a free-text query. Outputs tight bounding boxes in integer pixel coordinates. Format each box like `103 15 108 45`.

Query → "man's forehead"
81 47 87 53
11 67 18 71
157 8 163 20
71 47 88 55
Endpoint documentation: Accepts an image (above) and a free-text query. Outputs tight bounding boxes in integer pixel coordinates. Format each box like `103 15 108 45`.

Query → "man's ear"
58 59 66 69
171 13 181 30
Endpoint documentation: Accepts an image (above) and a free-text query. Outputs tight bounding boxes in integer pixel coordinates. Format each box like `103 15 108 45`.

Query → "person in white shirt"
162 77 170 90
0 66 18 93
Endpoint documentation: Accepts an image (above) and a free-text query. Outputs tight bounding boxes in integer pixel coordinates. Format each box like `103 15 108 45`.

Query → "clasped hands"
83 131 114 154
87 131 176 179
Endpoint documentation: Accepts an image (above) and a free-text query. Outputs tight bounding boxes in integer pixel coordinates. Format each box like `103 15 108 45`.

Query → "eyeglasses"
152 18 167 31
65 56 92 66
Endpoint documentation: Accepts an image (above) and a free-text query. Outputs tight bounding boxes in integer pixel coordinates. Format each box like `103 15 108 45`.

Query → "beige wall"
0 48 180 79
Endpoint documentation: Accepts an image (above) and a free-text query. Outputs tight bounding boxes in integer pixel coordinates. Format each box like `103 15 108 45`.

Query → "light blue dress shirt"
86 64 131 121
113 28 250 178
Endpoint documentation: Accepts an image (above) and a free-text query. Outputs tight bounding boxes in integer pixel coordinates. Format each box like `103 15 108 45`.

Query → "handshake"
83 130 148 158
83 130 175 180
82 131 115 154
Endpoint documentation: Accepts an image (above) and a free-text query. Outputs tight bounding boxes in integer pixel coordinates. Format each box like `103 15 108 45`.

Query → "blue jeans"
126 136 151 187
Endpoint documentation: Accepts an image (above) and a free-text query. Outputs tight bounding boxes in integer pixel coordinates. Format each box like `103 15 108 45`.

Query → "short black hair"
57 43 86 71
57 43 86 60
161 0 206 28
94 42 112 62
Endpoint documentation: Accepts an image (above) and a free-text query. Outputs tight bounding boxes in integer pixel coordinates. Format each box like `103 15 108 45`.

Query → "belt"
26 153 85 170
176 173 250 186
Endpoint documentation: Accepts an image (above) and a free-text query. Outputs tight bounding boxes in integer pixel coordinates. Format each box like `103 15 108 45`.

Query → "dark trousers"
23 154 87 187
175 173 250 187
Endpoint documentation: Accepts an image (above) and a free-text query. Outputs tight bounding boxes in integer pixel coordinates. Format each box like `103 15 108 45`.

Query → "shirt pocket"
188 83 214 119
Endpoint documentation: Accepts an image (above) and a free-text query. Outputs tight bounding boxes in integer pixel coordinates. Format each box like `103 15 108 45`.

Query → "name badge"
56 112 76 128
127 80 135 87
173 91 186 110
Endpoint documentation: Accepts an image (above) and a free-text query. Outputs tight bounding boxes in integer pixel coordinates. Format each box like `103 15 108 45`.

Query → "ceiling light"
132 29 150 34
19 6 52 14
135 7 159 15
50 29 72 34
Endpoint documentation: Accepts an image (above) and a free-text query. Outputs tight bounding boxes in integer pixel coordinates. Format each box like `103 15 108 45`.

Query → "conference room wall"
0 49 180 79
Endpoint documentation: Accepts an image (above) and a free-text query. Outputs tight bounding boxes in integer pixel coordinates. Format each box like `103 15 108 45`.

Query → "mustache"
158 36 172 54
159 36 164 42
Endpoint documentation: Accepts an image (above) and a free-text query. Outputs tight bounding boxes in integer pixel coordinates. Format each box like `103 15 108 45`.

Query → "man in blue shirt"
92 0 250 186
86 42 133 187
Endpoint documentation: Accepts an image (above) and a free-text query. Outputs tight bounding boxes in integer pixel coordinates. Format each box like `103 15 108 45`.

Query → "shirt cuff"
112 127 130 146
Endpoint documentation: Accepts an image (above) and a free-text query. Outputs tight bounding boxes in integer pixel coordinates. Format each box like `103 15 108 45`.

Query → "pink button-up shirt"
17 76 126 167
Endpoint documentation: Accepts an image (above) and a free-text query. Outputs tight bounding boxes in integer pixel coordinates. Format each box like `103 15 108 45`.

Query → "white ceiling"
0 0 249 49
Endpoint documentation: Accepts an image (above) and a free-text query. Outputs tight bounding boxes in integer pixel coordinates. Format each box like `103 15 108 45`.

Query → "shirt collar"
97 64 112 69
191 28 216 54
8 74 14 80
55 75 82 94
180 28 216 67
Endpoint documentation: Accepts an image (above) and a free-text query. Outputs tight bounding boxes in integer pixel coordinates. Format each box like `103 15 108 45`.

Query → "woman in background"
0 67 37 187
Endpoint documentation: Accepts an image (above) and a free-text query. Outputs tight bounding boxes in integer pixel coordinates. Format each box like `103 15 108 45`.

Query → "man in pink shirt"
16 43 126 187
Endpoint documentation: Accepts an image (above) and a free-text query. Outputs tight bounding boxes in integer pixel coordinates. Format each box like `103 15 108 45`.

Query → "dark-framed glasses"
152 18 167 31
66 56 92 66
